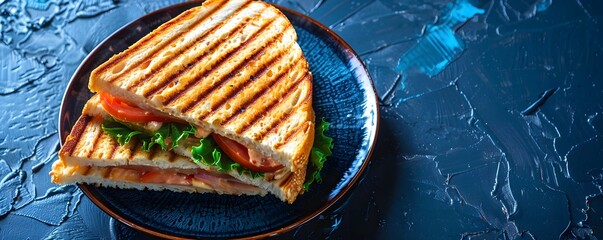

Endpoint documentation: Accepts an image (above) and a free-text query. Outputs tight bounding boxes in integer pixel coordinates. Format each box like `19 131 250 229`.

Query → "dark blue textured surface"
59 2 377 238
2 0 603 239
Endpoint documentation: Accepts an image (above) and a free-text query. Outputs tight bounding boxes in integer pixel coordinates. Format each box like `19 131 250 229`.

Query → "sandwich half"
52 95 267 195
52 94 307 201
53 0 319 203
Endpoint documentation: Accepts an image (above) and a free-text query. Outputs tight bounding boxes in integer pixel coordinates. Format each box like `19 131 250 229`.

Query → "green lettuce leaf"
102 118 196 152
303 118 334 191
171 123 196 148
190 138 264 178
101 120 143 145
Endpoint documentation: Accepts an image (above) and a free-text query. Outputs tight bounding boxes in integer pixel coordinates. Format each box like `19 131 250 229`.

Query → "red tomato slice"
100 93 171 123
212 134 283 172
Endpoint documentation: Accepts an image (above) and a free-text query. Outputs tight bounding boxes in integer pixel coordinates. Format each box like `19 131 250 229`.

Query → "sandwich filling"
99 92 332 190
52 160 264 195
100 92 285 174
104 165 260 194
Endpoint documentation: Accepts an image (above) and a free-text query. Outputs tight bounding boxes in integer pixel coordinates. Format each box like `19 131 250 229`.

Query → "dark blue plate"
59 1 379 238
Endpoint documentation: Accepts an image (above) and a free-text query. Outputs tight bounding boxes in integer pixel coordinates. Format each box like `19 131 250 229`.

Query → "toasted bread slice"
88 0 315 175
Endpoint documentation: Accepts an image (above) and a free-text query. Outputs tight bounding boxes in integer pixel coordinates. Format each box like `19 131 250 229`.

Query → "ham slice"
106 166 259 193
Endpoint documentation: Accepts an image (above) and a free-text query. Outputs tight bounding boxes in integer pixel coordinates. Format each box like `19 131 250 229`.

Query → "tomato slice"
212 134 283 172
100 93 171 123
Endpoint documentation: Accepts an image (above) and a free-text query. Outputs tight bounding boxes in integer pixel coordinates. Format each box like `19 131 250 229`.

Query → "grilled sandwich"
52 0 318 203
52 94 310 201
50 113 266 195
51 94 286 196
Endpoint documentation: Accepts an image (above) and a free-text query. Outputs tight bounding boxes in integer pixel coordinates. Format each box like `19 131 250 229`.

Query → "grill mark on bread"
186 32 285 115
108 4 230 85
102 7 199 83
81 166 92 177
243 78 308 140
148 145 158 161
167 151 176 163
258 84 312 141
221 57 302 126
257 108 293 142
185 45 269 115
130 3 241 92
107 137 119 160
135 3 256 95
163 16 279 106
101 166 111 178
273 109 311 149
87 120 104 158
143 7 264 98
237 71 309 135
198 40 286 120
278 173 293 187
127 138 140 160
60 115 92 157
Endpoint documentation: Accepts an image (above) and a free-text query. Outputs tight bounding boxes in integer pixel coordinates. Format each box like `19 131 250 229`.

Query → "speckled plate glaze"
59 1 379 239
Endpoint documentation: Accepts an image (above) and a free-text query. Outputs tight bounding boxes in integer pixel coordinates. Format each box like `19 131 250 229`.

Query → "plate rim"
59 1 381 239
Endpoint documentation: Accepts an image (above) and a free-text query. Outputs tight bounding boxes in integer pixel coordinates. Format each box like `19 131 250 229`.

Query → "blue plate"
59 2 379 238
